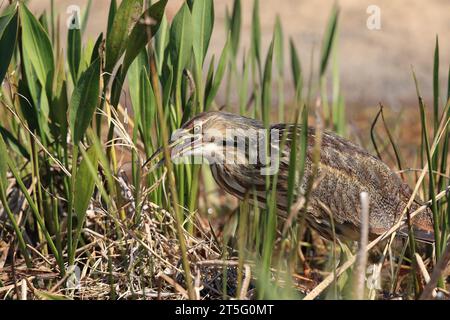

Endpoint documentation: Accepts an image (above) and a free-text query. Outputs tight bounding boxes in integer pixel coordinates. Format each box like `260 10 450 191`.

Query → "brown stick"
420 241 450 300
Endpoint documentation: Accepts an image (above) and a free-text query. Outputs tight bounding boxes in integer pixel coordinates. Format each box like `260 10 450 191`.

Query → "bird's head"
144 111 264 169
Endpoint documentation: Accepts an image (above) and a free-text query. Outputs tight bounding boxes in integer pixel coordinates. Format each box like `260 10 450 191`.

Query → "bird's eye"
193 125 201 134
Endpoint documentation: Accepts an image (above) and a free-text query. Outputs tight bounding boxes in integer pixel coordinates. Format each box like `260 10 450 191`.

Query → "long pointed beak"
142 146 164 169
142 139 178 171
142 129 193 172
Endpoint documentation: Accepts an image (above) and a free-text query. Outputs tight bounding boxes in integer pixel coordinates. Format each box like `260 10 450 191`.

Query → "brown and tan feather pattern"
169 111 435 243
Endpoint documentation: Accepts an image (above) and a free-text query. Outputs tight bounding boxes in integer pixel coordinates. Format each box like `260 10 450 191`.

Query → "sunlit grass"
0 0 448 300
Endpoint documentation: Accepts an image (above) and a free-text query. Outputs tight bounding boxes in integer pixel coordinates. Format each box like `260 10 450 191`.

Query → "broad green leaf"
18 79 39 132
69 59 101 144
39 87 51 138
161 59 174 112
38 12 49 33
80 38 95 74
0 126 29 159
128 50 148 120
192 0 214 65
170 2 193 80
320 4 339 77
155 14 169 75
105 0 143 73
0 9 18 84
20 33 41 109
90 33 104 64
74 147 98 230
122 0 167 74
0 4 16 32
110 0 166 108
110 64 124 107
50 51 68 142
67 12 82 83
19 4 54 86
138 67 156 146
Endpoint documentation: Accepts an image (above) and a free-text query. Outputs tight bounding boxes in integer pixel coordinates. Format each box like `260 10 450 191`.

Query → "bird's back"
295 127 434 242
209 122 434 243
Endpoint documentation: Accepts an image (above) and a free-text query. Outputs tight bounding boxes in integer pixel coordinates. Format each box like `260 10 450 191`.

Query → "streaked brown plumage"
148 111 434 243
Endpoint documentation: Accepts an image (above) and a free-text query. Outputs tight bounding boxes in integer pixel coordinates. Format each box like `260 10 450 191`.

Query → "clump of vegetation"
0 0 448 300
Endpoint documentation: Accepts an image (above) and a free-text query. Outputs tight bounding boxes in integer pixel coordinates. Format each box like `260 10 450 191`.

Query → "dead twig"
420 241 450 300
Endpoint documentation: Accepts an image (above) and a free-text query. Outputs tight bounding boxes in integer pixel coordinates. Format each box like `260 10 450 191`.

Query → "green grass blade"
413 70 441 257
274 15 284 121
71 147 98 261
205 37 230 110
262 41 274 127
107 0 117 36
320 4 339 77
447 66 450 101
380 106 404 172
289 38 302 97
274 16 284 75
81 0 92 35
251 0 261 76
0 135 31 267
239 51 250 115
431 36 440 185
229 0 241 57
0 133 61 268
433 36 439 133
439 69 450 192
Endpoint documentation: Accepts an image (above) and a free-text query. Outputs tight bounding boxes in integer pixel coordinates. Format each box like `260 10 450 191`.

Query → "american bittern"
146 111 434 243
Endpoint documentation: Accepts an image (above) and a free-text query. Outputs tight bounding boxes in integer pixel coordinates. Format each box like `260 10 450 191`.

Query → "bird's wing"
272 124 434 241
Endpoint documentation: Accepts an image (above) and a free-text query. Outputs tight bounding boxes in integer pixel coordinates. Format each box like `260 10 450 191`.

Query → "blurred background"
24 0 449 109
